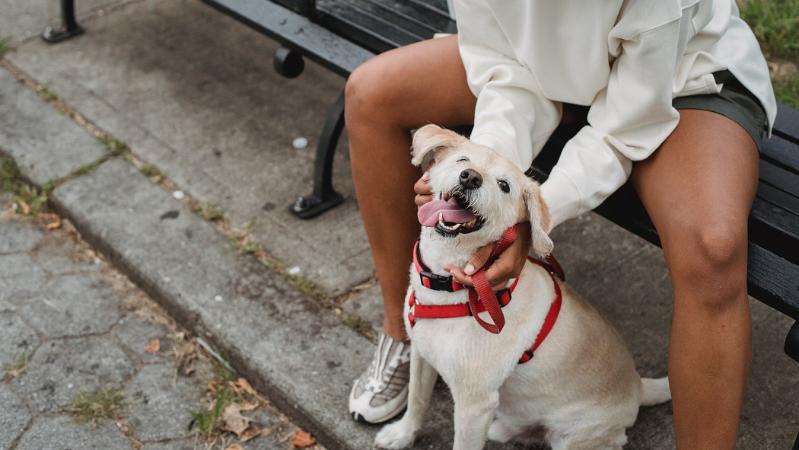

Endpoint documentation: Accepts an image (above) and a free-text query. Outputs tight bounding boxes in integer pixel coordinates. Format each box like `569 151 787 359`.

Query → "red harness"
409 228 564 364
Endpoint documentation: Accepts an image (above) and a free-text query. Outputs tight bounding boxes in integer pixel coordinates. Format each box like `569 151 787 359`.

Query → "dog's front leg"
452 389 500 450
374 346 437 449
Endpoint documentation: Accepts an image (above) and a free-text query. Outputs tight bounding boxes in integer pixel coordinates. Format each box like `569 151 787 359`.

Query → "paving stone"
30 227 102 275
14 273 123 338
7 0 372 294
51 158 386 449
12 336 134 413
0 253 47 303
15 415 133 450
0 219 43 254
140 438 198 450
340 282 383 335
0 69 107 186
0 308 39 369
0 383 31 450
112 313 174 364
123 363 206 442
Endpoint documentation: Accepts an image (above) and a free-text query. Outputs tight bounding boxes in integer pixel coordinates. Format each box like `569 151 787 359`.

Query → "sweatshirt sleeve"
455 0 562 170
541 21 682 229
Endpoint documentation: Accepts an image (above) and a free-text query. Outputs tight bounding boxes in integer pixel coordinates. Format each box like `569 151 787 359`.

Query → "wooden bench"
46 1 799 440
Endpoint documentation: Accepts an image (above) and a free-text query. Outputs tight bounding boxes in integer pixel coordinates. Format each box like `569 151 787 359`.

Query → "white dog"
374 125 670 450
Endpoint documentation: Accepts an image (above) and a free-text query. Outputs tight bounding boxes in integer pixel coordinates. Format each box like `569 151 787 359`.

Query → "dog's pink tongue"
417 197 476 227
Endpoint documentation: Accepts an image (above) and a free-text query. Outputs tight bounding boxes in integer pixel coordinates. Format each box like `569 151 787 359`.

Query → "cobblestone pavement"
0 201 324 450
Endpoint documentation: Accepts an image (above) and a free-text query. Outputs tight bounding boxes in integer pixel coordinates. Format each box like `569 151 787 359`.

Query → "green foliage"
740 0 799 60
774 76 799 108
68 388 125 424
0 37 12 59
189 382 240 438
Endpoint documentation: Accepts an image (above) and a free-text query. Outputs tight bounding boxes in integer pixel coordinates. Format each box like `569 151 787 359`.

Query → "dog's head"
412 124 553 257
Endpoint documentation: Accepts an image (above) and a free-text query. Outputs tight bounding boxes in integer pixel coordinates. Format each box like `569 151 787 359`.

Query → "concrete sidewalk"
0 0 796 448
0 209 325 450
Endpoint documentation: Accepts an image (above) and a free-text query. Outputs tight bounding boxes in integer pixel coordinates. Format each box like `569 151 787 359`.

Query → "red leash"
467 227 517 334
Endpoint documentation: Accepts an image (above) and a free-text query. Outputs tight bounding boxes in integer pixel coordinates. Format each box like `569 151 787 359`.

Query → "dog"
374 124 670 450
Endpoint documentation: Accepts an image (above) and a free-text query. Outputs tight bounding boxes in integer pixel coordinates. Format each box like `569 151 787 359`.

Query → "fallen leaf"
238 401 259 411
143 338 160 353
221 404 252 437
225 445 244 450
39 213 61 230
233 378 258 396
18 200 30 215
240 425 262 442
292 430 316 448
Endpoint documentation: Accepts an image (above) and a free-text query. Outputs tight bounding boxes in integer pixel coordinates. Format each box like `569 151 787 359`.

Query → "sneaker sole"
351 403 407 425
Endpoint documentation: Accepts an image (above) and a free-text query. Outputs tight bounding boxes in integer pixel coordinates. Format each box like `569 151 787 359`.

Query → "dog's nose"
459 169 482 190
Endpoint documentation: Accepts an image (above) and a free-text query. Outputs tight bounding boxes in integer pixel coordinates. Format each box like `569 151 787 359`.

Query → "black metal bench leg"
42 0 84 43
289 90 345 219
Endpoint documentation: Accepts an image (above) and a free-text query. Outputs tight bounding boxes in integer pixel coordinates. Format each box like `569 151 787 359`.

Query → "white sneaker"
349 333 410 424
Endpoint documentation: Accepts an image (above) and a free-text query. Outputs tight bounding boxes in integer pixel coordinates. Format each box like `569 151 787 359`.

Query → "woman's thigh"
345 35 476 130
630 109 759 278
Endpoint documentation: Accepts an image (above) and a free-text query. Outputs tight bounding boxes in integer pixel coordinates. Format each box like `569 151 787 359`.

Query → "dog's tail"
640 377 671 406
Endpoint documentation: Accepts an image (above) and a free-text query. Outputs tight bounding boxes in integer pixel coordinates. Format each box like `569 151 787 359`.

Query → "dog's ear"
411 124 466 167
523 180 554 257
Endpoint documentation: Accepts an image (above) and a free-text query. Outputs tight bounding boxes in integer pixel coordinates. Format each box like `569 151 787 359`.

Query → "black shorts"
672 70 769 149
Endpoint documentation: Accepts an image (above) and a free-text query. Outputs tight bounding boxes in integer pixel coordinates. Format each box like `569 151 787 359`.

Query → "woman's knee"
664 218 748 304
345 56 400 129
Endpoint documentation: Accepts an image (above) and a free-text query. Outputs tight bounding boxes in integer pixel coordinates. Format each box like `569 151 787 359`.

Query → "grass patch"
68 388 125 424
740 0 799 61
192 201 225 222
2 352 30 382
0 156 49 215
0 37 11 59
774 76 799 108
97 135 130 154
189 379 240 439
37 86 58 103
139 163 163 179
339 312 376 340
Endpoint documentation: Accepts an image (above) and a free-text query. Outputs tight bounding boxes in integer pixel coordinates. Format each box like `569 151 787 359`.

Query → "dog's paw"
374 421 416 449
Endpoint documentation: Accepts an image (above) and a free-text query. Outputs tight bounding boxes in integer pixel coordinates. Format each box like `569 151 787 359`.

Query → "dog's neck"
417 228 494 274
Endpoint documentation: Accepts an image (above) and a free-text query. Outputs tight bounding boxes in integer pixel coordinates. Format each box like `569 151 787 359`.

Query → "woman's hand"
414 171 434 207
445 222 531 291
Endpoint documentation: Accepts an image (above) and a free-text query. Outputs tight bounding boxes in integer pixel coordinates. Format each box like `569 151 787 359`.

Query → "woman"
345 1 775 448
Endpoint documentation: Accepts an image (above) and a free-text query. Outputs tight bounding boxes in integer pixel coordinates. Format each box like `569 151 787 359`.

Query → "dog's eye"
497 179 510 193
456 156 469 163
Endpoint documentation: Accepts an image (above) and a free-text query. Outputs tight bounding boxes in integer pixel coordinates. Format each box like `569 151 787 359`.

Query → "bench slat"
775 103 799 144
750 195 799 264
760 159 799 199
316 0 426 52
203 0 374 77
361 0 454 34
761 135 799 174
748 243 799 319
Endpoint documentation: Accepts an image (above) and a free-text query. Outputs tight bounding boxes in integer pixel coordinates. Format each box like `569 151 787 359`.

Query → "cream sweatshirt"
452 0 777 229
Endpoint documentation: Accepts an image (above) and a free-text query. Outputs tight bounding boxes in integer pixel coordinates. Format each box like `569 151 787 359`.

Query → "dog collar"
408 227 565 364
413 240 465 292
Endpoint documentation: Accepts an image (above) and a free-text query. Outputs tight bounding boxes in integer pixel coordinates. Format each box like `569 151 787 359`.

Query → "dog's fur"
374 125 670 450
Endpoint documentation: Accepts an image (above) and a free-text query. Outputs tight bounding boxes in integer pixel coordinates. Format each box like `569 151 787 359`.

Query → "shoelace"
363 336 409 392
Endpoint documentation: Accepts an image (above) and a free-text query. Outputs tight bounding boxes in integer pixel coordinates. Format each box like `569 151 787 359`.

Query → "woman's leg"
345 36 476 340
631 109 758 449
